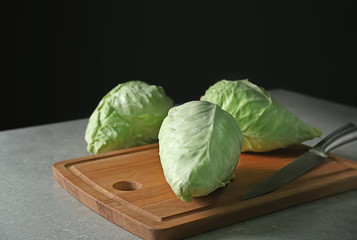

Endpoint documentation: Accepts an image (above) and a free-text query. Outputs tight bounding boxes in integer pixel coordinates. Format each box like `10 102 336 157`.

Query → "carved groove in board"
66 164 163 222
65 162 213 222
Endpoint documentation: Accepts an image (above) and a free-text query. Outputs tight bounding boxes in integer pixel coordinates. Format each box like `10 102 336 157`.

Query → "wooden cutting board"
52 143 357 240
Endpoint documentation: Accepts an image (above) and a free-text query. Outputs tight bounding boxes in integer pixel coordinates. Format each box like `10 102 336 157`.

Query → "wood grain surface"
52 143 357 240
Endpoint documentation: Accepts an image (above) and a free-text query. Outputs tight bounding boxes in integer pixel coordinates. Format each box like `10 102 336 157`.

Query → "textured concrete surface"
1 89 357 240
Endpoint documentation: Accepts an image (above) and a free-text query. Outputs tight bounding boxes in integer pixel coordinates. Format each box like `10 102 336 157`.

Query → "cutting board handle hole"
112 181 142 191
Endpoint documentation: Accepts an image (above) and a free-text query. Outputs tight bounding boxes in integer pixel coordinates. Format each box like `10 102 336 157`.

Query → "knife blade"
243 122 357 200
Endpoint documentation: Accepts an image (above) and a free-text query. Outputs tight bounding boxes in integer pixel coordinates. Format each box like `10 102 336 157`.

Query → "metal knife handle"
312 122 357 157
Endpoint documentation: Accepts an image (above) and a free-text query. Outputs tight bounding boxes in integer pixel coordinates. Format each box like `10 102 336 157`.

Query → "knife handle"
312 122 357 156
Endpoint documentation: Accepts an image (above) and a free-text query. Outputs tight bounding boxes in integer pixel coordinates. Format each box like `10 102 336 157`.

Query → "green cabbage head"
85 81 173 154
158 101 243 202
201 79 321 152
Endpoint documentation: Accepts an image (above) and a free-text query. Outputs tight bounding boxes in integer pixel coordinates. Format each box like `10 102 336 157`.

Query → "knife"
243 122 357 200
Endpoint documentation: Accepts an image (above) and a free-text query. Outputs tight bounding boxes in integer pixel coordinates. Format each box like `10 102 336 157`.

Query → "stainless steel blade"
243 150 325 200
242 122 357 200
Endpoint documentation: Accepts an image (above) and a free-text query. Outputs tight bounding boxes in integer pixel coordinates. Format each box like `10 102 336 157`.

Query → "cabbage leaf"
158 101 243 202
201 79 321 152
85 81 173 154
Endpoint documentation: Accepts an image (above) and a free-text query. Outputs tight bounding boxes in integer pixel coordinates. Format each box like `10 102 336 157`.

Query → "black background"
1 1 356 131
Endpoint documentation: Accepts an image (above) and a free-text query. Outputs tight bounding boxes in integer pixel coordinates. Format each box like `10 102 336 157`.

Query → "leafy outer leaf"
85 81 173 154
158 101 243 202
201 79 322 152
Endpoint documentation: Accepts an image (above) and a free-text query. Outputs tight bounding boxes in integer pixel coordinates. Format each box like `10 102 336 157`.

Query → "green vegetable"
158 101 243 202
85 81 173 154
201 79 321 152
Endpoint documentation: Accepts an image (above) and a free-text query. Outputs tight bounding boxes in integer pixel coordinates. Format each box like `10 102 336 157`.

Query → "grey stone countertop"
1 89 357 240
